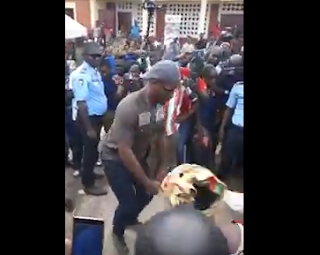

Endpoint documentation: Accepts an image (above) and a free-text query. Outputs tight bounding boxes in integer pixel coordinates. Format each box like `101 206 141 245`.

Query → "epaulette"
79 67 87 74
234 81 244 86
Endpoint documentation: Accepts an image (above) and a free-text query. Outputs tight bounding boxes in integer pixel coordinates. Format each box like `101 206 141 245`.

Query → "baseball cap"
143 60 181 89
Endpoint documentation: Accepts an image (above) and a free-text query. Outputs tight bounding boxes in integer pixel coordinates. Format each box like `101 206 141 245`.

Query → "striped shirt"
164 87 185 136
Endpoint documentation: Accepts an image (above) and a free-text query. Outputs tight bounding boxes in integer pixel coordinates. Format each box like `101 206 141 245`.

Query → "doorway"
65 8 74 19
117 12 132 35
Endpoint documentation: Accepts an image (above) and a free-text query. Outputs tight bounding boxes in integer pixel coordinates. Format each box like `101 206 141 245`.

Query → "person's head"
143 60 180 105
202 64 218 89
229 54 243 67
82 41 102 68
104 46 113 56
208 46 223 66
135 205 229 255
184 51 193 62
199 32 205 39
99 58 112 76
129 64 140 78
186 36 192 44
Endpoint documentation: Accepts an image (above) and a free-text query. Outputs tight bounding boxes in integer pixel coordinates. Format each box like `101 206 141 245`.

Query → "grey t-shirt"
101 86 165 161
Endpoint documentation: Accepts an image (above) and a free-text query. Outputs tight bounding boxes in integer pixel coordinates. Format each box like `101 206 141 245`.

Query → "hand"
202 136 209 147
156 167 167 182
144 180 160 195
87 129 97 140
175 114 188 123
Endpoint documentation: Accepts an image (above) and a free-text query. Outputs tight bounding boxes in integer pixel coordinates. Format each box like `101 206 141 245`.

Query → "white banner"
163 14 181 46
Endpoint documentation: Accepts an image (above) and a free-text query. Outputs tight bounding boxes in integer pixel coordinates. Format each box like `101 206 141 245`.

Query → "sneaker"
112 231 129 255
94 168 105 179
81 184 108 196
73 170 80 177
96 159 102 166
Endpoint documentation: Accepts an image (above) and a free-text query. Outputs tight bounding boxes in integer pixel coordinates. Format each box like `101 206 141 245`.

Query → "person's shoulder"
118 90 141 108
234 81 244 86
114 92 141 124
71 63 89 77
232 82 244 92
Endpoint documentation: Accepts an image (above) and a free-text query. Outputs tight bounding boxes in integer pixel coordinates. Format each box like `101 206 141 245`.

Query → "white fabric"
232 223 244 255
65 15 87 39
222 190 243 213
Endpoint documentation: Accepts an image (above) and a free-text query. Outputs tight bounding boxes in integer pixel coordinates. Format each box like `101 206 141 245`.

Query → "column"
198 0 207 35
142 6 148 36
89 0 97 29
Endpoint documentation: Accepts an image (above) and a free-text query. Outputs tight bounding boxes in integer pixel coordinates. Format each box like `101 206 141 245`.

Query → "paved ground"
65 166 169 255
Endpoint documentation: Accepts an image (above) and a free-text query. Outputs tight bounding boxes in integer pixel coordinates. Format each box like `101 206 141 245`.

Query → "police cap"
83 41 102 55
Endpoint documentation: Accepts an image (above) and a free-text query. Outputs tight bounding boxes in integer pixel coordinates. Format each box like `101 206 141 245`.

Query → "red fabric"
178 67 207 115
197 78 207 92
211 24 221 38
179 67 207 91
179 91 192 115
233 220 243 225
180 67 190 79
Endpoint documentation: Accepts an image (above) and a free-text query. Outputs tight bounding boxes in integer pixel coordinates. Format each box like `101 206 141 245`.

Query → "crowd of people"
65 27 244 255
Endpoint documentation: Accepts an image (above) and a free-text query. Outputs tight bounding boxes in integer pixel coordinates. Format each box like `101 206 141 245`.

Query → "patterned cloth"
164 86 185 136
160 164 226 208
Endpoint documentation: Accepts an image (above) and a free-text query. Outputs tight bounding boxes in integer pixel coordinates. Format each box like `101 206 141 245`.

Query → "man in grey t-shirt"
101 60 180 252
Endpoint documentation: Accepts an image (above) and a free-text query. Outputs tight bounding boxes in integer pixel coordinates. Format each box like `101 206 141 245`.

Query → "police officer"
218 81 244 181
70 42 108 196
100 60 180 252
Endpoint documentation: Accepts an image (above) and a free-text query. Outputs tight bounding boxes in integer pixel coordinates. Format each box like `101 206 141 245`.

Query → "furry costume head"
161 164 227 213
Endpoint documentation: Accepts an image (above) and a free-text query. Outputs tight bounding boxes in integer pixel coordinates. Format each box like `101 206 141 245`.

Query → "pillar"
198 0 207 35
89 0 97 28
142 6 149 36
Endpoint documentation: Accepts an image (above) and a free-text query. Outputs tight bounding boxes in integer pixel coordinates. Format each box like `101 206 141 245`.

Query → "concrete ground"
65 166 168 255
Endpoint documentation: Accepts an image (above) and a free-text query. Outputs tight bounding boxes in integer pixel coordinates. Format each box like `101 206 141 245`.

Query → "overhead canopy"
65 14 87 40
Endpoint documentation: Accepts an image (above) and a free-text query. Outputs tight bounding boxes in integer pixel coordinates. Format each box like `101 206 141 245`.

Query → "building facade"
65 0 243 38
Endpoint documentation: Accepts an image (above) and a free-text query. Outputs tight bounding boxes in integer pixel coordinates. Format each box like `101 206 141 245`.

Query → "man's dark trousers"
103 159 153 237
219 124 243 179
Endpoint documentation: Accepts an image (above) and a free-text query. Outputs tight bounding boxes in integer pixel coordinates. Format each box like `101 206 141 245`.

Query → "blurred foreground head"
135 206 229 255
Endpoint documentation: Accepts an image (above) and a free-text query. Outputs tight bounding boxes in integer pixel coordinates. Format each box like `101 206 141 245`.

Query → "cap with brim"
83 42 102 55
142 60 181 89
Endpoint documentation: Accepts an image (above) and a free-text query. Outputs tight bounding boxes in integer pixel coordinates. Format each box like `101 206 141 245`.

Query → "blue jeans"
177 119 193 164
103 159 153 236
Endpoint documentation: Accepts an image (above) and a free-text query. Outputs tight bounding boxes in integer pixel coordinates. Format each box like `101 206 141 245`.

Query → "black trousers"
219 124 244 179
77 115 104 187
65 108 83 169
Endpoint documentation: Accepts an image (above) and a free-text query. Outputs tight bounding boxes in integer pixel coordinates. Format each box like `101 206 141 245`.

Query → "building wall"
218 2 243 30
65 0 91 29
95 1 219 39
66 0 243 37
